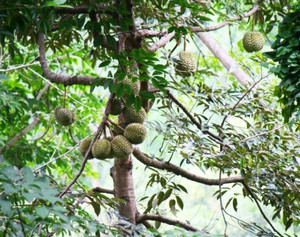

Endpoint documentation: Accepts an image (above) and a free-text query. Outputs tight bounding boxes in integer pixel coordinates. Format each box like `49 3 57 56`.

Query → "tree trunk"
112 156 137 224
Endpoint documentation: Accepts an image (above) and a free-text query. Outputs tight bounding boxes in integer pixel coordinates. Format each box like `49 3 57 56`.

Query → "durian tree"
0 0 300 236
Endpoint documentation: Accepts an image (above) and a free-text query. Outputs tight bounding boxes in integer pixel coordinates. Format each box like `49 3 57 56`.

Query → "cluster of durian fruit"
79 101 147 160
77 77 147 160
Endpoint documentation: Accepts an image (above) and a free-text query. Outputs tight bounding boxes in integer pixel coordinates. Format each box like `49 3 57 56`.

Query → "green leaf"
134 97 142 111
139 90 155 100
0 198 12 215
169 199 176 216
22 166 34 184
36 206 49 219
175 195 184 210
99 60 111 67
0 74 8 80
232 198 238 212
91 200 101 216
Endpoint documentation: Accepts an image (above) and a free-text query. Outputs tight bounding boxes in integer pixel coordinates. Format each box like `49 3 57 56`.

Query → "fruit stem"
63 86 67 108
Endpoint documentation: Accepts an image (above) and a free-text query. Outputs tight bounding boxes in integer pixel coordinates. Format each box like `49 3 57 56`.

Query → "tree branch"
196 32 252 86
190 0 263 32
136 213 201 232
148 32 175 52
38 31 97 86
0 114 40 154
133 147 243 186
54 4 114 15
91 187 114 195
220 75 268 128
166 89 224 144
242 183 284 237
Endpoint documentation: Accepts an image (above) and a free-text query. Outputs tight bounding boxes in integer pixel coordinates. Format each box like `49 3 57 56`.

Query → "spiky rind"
122 77 140 96
92 139 112 160
110 99 123 116
242 32 264 52
111 135 133 159
79 138 93 159
175 51 197 76
124 123 147 144
123 107 147 124
54 106 75 126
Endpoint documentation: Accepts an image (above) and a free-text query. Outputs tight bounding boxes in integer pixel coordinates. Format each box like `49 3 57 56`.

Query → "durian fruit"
79 138 93 159
124 123 147 144
109 98 123 116
122 106 147 124
111 135 133 159
121 77 140 96
113 122 128 135
175 51 197 76
92 139 112 160
54 106 75 126
242 32 264 52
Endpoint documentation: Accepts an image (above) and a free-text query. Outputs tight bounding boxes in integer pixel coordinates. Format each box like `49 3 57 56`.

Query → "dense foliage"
265 4 300 122
0 0 299 237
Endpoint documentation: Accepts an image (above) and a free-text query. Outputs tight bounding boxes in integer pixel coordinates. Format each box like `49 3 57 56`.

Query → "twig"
133 147 243 186
34 142 79 172
0 62 40 73
242 183 284 237
0 114 40 154
166 89 225 145
29 223 42 237
14 194 26 237
190 0 263 32
218 170 228 236
27 68 98 110
136 213 202 232
240 125 283 143
220 75 269 128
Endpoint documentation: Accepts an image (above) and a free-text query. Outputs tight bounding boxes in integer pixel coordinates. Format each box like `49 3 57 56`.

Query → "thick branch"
137 214 201 232
197 32 252 86
133 147 243 185
148 32 175 52
38 32 97 86
0 114 40 154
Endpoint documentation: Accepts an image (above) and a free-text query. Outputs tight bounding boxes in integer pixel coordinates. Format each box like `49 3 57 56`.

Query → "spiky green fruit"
242 32 264 52
54 106 75 126
175 51 196 76
109 98 123 116
79 138 93 159
122 77 140 96
124 123 147 144
111 135 133 159
92 139 112 160
123 106 147 124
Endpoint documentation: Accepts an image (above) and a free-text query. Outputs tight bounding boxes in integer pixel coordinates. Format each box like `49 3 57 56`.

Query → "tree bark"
112 157 137 224
197 32 252 86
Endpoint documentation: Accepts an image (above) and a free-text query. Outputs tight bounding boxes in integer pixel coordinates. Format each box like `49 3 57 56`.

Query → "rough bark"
111 157 137 224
